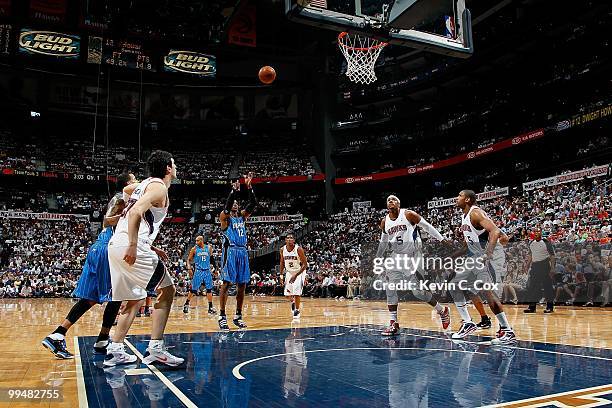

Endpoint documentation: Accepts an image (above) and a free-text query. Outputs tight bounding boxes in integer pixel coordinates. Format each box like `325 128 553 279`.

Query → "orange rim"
337 32 388 51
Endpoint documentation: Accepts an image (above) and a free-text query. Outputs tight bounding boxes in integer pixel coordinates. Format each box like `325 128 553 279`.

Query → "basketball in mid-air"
258 66 276 84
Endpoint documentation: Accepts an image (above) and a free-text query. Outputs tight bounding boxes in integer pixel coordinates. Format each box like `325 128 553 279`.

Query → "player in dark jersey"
184 235 217 315
42 172 138 359
218 173 257 331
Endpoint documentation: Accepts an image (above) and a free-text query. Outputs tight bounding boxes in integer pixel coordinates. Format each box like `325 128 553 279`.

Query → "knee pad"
190 289 198 294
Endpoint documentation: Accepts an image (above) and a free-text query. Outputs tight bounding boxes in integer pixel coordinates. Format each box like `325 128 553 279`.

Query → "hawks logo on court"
487 384 612 408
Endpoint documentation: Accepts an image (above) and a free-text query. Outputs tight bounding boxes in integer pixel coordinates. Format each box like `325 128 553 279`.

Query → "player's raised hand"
245 172 253 189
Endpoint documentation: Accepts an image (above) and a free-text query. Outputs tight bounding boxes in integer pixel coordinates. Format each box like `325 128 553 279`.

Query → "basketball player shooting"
218 172 258 331
184 235 218 315
447 189 516 345
280 232 308 320
377 194 451 336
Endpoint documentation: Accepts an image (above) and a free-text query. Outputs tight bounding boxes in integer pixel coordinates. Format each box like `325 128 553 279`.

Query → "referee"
524 228 556 313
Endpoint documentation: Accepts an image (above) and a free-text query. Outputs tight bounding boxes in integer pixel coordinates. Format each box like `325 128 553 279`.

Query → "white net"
338 32 387 85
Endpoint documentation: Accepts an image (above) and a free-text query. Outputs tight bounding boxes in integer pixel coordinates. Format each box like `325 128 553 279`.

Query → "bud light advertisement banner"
18 29 80 59
163 50 216 77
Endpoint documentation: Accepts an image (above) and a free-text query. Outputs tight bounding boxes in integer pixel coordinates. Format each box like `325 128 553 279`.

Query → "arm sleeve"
417 218 444 241
210 256 217 270
244 187 258 214
545 240 555 256
223 189 236 214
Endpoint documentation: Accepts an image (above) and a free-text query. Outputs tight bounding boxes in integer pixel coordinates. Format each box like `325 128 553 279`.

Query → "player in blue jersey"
184 235 218 315
218 173 257 331
42 172 138 359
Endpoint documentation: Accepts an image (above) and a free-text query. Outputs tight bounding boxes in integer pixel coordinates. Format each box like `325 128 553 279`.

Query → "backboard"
287 0 472 58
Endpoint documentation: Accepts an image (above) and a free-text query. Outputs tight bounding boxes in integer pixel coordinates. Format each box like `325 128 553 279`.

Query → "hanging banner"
18 29 80 59
29 0 67 23
215 214 304 224
80 0 109 31
0 211 89 221
336 128 545 184
163 50 216 77
522 165 609 192
352 201 372 211
428 187 509 209
228 4 256 47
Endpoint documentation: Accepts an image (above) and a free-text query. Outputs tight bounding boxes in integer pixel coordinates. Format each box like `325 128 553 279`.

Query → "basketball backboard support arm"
286 0 473 58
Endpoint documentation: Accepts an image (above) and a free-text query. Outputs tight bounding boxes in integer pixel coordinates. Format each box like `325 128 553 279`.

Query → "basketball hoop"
337 32 387 85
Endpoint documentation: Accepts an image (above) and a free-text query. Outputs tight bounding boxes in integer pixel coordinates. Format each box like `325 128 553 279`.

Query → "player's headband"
387 195 400 205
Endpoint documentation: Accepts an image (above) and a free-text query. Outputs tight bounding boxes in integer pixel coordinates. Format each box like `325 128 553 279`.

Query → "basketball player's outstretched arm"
122 182 167 266
376 218 389 258
220 180 240 230
405 210 445 241
187 246 196 278
242 172 257 219
470 209 501 259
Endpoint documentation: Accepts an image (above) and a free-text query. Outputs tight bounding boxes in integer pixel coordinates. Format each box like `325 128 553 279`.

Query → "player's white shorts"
108 239 173 301
284 272 305 296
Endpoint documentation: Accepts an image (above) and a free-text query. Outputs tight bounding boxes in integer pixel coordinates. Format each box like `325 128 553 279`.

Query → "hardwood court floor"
0 297 610 407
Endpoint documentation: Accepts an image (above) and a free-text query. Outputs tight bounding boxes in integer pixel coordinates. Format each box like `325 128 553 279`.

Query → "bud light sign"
19 29 80 58
163 50 216 77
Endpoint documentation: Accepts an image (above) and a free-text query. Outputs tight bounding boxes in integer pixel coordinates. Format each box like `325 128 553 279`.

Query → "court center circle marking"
232 347 488 380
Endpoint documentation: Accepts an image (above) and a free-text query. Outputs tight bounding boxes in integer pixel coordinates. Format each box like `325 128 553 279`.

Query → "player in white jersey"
280 232 308 320
448 189 516 345
105 150 184 367
376 195 451 336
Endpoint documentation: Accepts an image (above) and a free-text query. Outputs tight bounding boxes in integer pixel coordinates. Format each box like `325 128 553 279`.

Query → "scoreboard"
102 39 153 71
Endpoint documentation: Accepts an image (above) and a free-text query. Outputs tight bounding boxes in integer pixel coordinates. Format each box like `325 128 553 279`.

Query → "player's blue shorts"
72 231 112 303
192 268 213 292
220 246 250 284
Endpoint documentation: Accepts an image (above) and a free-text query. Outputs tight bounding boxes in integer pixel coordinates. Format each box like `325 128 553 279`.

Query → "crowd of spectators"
0 167 609 306
239 147 316 178
0 132 321 181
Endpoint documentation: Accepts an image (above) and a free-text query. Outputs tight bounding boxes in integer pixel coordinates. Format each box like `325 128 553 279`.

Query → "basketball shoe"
382 320 400 336
104 342 137 367
218 315 230 332
233 315 247 329
451 321 477 340
439 306 451 330
93 339 110 354
477 315 492 329
142 340 184 367
490 327 517 346
42 335 74 359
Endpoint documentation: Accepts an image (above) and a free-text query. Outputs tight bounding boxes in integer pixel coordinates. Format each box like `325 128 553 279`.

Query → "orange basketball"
258 66 276 84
